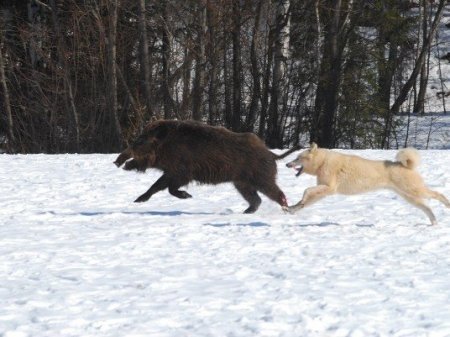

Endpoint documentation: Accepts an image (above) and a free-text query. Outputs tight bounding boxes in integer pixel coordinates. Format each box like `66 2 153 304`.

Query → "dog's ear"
310 142 318 153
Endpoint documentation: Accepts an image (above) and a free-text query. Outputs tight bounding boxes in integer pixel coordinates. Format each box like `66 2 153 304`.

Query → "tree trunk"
105 0 122 150
267 0 289 148
378 36 398 149
311 0 344 148
116 63 141 132
0 36 15 152
231 0 242 131
414 0 430 115
49 0 80 152
180 46 191 120
138 0 153 120
314 0 321 77
161 0 172 119
436 30 447 114
207 0 218 125
390 0 445 114
192 2 206 121
223 25 232 129
244 0 265 132
27 0 39 69
258 30 273 139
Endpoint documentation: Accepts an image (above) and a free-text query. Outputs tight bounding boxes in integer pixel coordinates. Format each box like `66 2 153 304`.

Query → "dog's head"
131 121 169 165
286 143 322 177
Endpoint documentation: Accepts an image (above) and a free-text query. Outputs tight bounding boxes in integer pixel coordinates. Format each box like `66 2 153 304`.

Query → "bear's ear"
153 124 169 141
310 142 318 153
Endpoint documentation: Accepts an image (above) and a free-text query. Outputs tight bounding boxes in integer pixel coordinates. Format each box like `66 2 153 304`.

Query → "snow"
1 146 450 337
395 113 450 149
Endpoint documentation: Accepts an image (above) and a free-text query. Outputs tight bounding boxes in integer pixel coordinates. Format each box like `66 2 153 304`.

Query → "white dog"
284 143 449 225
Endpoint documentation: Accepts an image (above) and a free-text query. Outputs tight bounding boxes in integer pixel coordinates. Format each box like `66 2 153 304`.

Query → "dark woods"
0 0 447 153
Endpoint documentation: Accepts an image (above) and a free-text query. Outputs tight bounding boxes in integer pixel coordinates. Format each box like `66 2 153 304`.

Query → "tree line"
0 0 447 153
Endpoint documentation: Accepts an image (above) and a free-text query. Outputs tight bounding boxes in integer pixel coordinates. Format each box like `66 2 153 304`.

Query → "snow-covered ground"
393 113 450 149
1 147 449 337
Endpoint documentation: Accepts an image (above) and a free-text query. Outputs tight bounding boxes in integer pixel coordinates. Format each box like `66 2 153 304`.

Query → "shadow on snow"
205 222 270 227
39 210 213 217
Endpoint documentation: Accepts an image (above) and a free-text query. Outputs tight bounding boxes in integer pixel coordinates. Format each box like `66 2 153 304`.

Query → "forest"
0 0 448 153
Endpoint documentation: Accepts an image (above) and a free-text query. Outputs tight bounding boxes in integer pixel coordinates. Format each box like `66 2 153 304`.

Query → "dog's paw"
282 206 295 214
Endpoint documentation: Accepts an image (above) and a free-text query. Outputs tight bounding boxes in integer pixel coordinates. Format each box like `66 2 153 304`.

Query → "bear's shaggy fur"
115 120 298 213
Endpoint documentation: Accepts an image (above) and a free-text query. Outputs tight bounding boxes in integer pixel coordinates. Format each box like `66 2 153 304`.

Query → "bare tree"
192 2 206 121
180 45 192 120
244 0 265 132
223 19 232 129
414 0 431 115
207 0 219 125
436 29 447 114
231 0 242 131
267 0 290 148
138 0 153 120
258 29 273 139
0 0 446 153
161 0 172 119
49 0 80 151
0 33 15 151
376 1 402 149
390 0 445 114
104 0 122 150
311 0 355 148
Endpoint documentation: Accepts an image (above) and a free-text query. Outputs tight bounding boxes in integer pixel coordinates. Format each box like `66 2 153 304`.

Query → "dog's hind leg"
427 189 450 208
234 182 262 214
283 185 333 214
397 192 437 225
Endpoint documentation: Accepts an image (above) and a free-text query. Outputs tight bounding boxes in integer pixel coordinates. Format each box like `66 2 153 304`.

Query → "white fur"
284 144 450 225
396 148 420 170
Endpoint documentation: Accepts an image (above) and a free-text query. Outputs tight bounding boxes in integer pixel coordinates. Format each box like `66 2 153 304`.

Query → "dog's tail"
273 145 302 160
396 148 420 170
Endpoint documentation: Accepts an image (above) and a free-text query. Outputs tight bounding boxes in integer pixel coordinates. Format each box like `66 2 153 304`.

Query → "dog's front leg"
283 185 333 214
